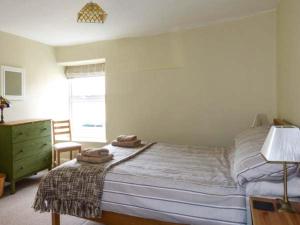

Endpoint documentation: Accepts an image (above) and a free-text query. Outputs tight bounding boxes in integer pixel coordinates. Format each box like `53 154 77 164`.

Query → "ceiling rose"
77 2 107 23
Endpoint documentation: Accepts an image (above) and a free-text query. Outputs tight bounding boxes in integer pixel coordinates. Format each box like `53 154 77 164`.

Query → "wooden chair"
52 120 82 166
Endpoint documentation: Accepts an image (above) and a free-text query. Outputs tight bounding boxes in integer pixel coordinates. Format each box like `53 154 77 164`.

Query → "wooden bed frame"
51 118 293 225
273 118 293 126
51 211 185 225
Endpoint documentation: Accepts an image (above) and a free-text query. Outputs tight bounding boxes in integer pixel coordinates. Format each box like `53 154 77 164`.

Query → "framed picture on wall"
0 66 25 100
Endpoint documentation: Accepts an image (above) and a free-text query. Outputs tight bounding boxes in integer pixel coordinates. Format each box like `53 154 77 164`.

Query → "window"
69 76 106 142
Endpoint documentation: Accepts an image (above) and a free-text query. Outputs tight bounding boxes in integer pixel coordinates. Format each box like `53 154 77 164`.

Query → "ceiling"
0 0 278 46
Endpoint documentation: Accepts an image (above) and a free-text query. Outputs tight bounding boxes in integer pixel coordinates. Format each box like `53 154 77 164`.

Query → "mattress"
102 143 246 225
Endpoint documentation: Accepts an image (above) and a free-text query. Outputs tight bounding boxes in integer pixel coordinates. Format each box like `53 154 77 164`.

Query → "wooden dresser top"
0 119 51 126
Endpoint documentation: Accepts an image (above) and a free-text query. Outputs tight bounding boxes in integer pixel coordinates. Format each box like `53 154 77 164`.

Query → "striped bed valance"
65 63 105 79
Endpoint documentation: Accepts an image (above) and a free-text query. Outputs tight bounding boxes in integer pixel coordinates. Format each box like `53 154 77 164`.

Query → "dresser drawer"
34 152 52 172
13 152 51 179
13 136 51 161
12 120 51 143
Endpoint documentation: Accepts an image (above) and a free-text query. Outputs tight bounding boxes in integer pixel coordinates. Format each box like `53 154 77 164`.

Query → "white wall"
277 0 300 125
55 11 277 147
0 31 69 121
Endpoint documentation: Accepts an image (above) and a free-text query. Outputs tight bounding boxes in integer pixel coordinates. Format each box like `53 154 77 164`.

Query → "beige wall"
0 31 69 121
56 11 277 146
277 0 300 125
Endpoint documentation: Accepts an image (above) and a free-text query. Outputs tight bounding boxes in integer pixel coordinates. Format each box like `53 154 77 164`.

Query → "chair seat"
53 142 82 151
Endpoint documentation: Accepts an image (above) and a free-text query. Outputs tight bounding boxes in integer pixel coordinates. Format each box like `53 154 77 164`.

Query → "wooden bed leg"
52 212 60 225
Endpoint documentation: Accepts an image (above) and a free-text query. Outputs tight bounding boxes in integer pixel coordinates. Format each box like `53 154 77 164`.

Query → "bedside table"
250 197 300 225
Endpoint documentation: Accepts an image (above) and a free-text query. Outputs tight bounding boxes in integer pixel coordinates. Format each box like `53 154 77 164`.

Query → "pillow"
245 173 300 198
231 126 298 186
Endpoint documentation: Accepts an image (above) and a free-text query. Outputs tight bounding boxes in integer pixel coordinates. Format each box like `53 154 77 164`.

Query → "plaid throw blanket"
33 143 155 218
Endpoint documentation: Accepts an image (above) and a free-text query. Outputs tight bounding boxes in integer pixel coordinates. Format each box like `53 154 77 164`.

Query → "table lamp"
0 96 10 123
261 125 300 213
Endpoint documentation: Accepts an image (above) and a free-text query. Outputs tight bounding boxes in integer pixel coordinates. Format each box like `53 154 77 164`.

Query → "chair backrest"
52 120 72 144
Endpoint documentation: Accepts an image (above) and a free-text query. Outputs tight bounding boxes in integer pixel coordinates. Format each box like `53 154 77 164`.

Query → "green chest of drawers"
0 119 52 193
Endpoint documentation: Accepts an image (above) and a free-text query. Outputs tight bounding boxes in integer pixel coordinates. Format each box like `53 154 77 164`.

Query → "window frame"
68 76 106 143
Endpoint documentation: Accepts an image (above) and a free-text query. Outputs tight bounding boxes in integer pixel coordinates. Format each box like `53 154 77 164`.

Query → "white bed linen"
102 143 246 225
245 173 300 197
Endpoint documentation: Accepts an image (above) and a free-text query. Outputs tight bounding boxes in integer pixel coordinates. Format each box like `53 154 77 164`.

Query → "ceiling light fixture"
77 2 107 23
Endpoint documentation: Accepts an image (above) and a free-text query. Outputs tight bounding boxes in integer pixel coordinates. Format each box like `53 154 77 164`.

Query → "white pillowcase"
231 126 298 186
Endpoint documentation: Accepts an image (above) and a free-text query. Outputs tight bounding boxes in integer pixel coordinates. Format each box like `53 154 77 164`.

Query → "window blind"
65 63 105 79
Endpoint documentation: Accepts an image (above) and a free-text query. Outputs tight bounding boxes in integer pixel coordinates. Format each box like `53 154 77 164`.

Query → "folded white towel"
82 148 109 157
77 153 113 164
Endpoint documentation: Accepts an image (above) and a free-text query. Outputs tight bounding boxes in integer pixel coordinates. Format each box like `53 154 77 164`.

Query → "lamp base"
278 199 295 213
0 107 4 123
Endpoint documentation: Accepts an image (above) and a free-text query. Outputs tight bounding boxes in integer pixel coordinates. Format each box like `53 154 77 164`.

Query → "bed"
34 119 300 225
101 143 245 225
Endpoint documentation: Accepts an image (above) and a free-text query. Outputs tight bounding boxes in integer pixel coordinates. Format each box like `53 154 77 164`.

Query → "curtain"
65 63 105 79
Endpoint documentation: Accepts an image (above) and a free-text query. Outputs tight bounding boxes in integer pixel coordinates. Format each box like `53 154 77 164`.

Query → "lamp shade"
261 126 300 163
77 2 107 23
0 96 10 108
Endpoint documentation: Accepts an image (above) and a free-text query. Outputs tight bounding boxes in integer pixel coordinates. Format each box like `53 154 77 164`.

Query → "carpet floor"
0 172 102 225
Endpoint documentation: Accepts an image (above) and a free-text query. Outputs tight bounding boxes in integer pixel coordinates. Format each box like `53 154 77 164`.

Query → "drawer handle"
19 149 24 154
18 132 24 136
19 166 24 170
40 128 47 131
42 143 48 147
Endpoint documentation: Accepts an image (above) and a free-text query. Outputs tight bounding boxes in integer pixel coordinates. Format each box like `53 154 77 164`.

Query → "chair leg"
57 151 60 165
53 151 56 167
70 150 72 160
